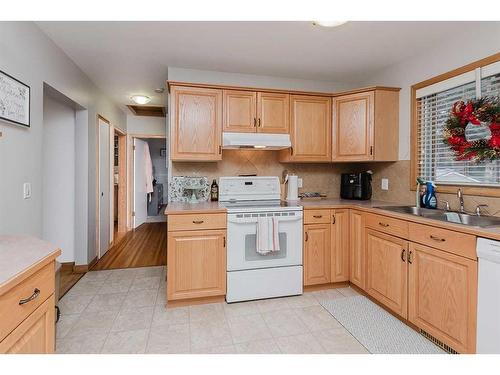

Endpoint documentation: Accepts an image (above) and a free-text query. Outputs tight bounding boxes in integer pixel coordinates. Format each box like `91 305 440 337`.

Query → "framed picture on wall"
0 69 30 127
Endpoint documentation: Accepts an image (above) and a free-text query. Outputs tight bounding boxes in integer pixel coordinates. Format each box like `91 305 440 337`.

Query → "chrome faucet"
475 204 489 216
441 200 451 211
457 189 465 213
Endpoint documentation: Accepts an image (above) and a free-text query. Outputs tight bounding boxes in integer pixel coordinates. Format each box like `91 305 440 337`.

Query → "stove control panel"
219 176 281 202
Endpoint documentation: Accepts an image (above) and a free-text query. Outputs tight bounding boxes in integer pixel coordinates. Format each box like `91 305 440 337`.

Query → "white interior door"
134 138 148 228
98 118 111 257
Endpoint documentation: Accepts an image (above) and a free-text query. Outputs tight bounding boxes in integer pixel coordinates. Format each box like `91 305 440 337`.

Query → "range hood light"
254 145 267 149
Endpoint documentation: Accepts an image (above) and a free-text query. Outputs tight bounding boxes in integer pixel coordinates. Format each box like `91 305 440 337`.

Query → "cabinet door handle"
192 220 204 224
332 215 336 224
401 249 406 262
430 235 445 242
305 232 308 242
313 215 323 219
290 147 294 156
218 145 222 154
378 222 389 227
19 288 40 305
223 236 226 247
407 250 413 264
258 118 261 127
253 118 257 127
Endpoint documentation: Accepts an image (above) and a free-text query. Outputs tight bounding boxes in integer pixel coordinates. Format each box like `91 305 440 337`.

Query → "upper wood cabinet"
331 209 349 282
408 242 477 353
223 90 289 134
366 229 408 319
303 223 331 286
349 210 365 290
332 88 399 162
223 90 257 132
280 95 332 162
170 85 223 161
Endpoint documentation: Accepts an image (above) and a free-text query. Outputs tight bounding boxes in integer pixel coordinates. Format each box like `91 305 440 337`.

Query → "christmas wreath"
443 96 500 162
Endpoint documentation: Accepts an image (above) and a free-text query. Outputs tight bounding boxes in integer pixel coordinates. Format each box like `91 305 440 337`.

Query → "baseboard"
303 281 350 292
166 295 225 309
73 256 98 274
60 262 75 271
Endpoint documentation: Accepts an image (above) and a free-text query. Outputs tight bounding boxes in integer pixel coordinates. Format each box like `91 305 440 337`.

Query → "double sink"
376 205 500 228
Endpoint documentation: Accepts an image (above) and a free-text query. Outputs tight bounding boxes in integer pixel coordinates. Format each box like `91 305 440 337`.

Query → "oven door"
227 211 303 271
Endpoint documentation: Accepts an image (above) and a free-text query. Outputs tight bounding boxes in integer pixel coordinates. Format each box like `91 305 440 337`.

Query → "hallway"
92 223 167 270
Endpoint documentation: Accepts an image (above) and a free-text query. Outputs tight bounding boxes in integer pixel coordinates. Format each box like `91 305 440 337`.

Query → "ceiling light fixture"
312 21 348 28
130 95 151 105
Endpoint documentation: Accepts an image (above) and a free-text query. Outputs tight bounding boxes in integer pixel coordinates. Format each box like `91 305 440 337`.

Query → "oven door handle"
227 215 303 224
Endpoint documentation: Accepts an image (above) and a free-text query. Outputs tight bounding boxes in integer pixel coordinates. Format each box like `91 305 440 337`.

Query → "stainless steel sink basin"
375 206 500 228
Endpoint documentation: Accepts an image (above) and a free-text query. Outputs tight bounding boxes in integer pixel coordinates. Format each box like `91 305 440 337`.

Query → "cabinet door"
167 230 226 300
223 90 257 133
281 95 331 162
332 91 374 161
303 224 331 286
366 229 408 318
331 209 349 282
408 242 477 353
256 92 289 133
170 86 223 161
0 295 55 354
349 210 365 290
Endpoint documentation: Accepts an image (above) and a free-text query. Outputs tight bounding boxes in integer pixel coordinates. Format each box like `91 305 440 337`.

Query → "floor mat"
320 295 445 354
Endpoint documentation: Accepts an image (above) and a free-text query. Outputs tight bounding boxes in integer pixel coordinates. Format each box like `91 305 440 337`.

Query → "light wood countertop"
165 201 227 215
0 236 61 295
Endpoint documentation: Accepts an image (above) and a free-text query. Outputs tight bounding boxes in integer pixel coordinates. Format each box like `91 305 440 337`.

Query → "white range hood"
222 132 291 150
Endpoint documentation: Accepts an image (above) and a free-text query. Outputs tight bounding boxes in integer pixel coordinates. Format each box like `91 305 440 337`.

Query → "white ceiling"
36 21 485 109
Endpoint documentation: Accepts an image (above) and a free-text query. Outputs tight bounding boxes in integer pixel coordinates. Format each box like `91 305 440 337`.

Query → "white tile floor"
56 266 369 354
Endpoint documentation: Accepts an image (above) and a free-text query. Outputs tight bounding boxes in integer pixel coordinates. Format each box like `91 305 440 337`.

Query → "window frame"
410 52 500 197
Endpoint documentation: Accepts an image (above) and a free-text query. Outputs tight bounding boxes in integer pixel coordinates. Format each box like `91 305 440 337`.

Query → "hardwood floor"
92 222 167 270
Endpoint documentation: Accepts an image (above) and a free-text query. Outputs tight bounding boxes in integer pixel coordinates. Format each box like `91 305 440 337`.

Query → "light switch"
23 183 31 199
381 178 389 191
298 178 303 188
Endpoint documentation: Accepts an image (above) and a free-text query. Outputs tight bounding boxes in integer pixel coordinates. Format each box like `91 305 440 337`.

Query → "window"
414 58 500 189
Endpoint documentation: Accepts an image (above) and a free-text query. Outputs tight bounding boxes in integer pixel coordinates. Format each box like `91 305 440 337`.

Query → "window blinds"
417 70 500 187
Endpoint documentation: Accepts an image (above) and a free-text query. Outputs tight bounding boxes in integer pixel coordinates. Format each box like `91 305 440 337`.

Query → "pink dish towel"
256 217 280 255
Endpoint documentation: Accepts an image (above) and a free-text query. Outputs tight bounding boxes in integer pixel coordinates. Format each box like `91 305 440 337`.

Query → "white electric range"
219 176 303 303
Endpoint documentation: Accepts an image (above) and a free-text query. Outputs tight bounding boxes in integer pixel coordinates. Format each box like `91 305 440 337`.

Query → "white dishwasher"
476 237 500 353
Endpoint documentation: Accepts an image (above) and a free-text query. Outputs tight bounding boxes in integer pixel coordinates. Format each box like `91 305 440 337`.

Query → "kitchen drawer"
304 209 332 224
409 222 476 260
365 213 408 238
0 262 54 342
168 213 227 232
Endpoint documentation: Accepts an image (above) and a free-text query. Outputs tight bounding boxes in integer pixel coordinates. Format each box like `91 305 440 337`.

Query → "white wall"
42 94 76 263
0 22 126 265
167 67 356 93
127 115 166 136
361 22 500 160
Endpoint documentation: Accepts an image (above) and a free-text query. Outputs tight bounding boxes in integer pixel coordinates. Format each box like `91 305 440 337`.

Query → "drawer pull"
430 235 446 242
378 222 389 227
192 220 204 224
313 215 323 219
19 288 40 305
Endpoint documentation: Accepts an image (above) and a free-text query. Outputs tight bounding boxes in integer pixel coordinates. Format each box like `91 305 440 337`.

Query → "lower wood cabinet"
303 224 331 286
349 210 365 290
365 229 408 319
331 209 349 282
167 229 227 301
408 242 477 353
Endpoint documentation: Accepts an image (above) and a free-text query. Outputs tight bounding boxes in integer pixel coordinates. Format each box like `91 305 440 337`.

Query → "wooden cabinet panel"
331 209 349 282
223 90 257 133
0 262 54 341
280 95 331 162
304 209 331 224
167 230 226 301
168 213 227 232
365 213 409 239
303 224 331 286
332 91 374 161
366 229 408 318
257 92 289 133
0 295 55 354
170 86 223 161
349 210 365 290
408 242 477 353
409 222 476 260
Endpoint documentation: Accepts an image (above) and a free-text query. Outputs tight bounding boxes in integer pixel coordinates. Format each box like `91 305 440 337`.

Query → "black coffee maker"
340 171 372 200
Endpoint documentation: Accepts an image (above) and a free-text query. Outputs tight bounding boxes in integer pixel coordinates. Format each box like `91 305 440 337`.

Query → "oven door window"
244 233 287 261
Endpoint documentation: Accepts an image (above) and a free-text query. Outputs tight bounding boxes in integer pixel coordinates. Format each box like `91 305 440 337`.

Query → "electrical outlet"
381 178 389 191
298 178 303 188
23 183 31 199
